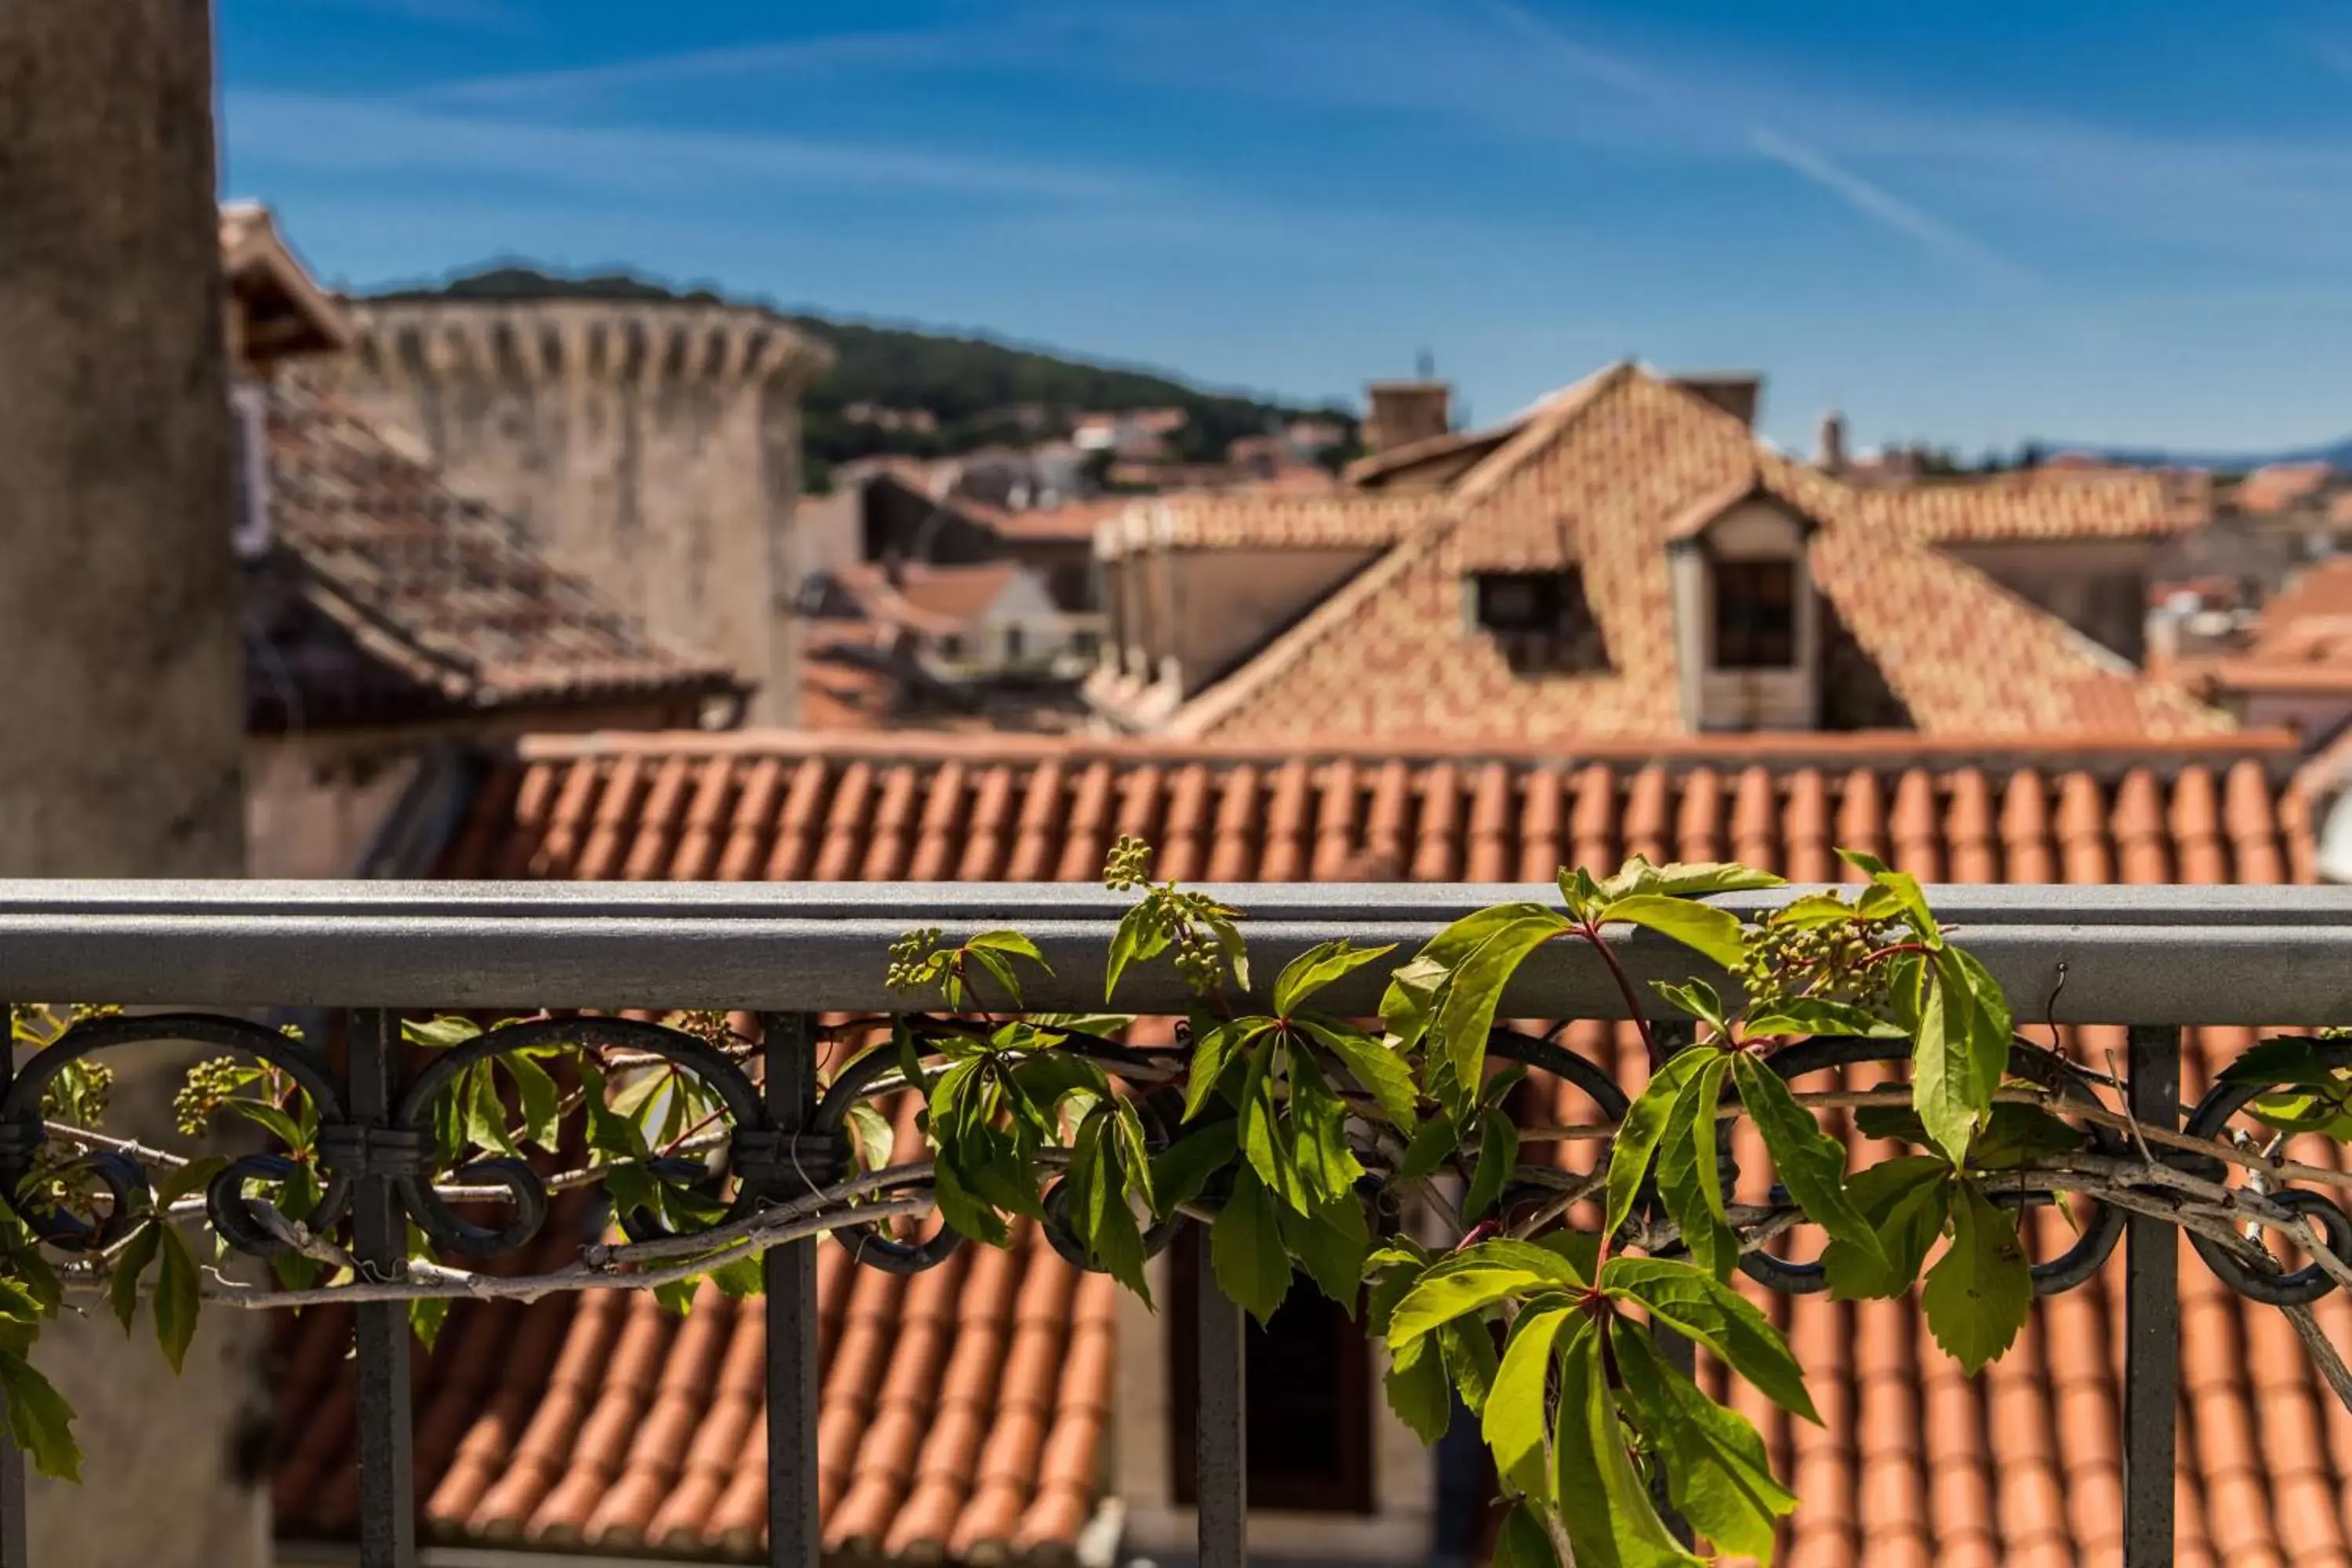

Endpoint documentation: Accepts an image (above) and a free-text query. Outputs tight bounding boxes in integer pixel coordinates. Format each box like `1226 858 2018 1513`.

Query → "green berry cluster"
885 928 946 994
172 1055 250 1138
38 1059 112 1129
1102 835 1153 891
673 1009 739 1049
1737 910 1904 1011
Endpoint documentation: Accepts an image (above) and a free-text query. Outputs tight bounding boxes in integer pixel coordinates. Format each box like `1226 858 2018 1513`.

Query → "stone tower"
331 298 833 724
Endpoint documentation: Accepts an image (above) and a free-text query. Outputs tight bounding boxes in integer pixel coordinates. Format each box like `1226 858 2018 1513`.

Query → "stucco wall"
1941 536 2155 663
245 741 424 881
0 6 267 1562
333 301 828 724
1163 547 1383 696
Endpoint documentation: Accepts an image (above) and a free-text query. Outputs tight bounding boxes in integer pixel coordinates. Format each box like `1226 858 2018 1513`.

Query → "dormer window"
1469 570 1606 673
1711 559 1795 668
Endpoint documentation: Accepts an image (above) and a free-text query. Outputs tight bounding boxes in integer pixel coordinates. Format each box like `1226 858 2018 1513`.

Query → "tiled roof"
829 562 1027 639
2175 560 2352 698
249 379 740 730
1097 492 1440 559
985 499 1131 546
310 727 2338 1567
2231 462 2336 515
1875 467 2207 543
1159 367 2227 744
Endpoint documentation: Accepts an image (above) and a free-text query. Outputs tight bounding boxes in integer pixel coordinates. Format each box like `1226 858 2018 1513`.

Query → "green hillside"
368 266 1359 488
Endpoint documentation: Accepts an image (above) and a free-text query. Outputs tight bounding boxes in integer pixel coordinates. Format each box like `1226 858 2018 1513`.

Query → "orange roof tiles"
1098 491 1439 558
2183 558 2352 697
275 728 2332 1565
2232 462 2336 515
1156 367 2226 745
1875 467 2206 544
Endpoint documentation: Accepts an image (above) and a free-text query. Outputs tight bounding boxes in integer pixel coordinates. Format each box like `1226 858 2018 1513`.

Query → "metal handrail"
1 879 2350 1020
0 877 2332 1568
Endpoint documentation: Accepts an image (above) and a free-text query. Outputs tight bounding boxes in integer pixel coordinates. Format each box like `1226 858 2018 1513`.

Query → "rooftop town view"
10 5 2352 1568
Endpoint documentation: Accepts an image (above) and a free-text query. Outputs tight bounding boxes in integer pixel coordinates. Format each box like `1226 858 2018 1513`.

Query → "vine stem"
1575 919 1659 1071
111 1193 944 1309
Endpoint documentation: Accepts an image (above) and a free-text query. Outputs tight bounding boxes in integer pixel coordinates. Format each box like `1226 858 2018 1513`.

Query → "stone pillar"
0 3 267 1563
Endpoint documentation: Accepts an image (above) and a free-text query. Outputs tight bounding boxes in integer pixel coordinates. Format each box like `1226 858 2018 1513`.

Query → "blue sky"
223 0 2352 456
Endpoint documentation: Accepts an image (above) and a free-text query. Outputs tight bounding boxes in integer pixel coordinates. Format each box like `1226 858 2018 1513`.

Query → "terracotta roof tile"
281 727 2332 1563
1137 366 2223 746
249 379 739 731
1097 492 1440 558
1875 468 2205 544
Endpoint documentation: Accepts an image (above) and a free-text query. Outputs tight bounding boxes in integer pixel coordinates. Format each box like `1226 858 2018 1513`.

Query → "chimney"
1364 379 1451 455
1815 409 1847 474
1667 372 1763 429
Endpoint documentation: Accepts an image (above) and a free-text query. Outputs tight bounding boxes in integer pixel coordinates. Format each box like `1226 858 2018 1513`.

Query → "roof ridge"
1160 364 1650 737
512 725 2303 775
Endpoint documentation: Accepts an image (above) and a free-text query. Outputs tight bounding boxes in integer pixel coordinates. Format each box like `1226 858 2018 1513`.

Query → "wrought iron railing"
2 878 2352 1568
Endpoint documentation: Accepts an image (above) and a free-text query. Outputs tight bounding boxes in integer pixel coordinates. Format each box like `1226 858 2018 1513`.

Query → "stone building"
220 211 745 879
327 295 833 726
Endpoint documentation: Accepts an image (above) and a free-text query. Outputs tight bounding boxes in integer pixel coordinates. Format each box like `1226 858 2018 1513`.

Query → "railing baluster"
348 1007 416 1568
2124 1023 2179 1568
1196 1237 1246 1568
761 1012 822 1568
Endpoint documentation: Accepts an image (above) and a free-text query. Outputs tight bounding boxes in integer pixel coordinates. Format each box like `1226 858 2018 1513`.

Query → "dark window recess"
1469 570 1608 673
1712 558 1798 669
1170 1230 1374 1513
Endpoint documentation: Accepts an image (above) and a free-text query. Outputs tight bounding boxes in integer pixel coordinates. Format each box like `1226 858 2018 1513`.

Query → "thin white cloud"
1472 0 2024 284
1744 126 2032 287
408 31 959 107
223 89 1134 203
285 0 516 27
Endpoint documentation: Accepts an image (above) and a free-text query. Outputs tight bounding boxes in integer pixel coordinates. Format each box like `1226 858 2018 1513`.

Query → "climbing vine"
2 840 2350 1568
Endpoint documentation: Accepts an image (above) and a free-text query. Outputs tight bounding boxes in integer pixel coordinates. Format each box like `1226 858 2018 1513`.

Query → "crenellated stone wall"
329 299 833 724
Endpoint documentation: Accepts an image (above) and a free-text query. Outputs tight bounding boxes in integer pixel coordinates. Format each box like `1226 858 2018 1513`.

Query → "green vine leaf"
1731 1052 1882 1260
1272 939 1396 1018
1388 1240 1586 1351
1922 1179 2031 1374
1908 946 2012 1164
107 1222 161 1333
1555 1318 1700 1567
1606 1046 1711 1240
0 1348 79 1482
1595 895 1748 971
1599 1257 1818 1424
1655 1056 1737 1280
1462 1114 1519 1224
1151 1121 1236 1216
1493 1501 1562 1568
1382 1331 1452 1445
1484 1301 1577 1500
154 1225 201 1375
1210 1165 1291 1324
1820 1156 1951 1301
410 1296 452 1352
1277 1192 1370 1310
1597 858 1785 902
1298 1018 1419 1131
1613 1319 1796 1563
1837 851 1940 946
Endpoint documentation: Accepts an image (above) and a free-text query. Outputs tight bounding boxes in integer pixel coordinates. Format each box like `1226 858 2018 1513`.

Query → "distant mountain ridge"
2040 434 2352 472
364 264 1359 487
